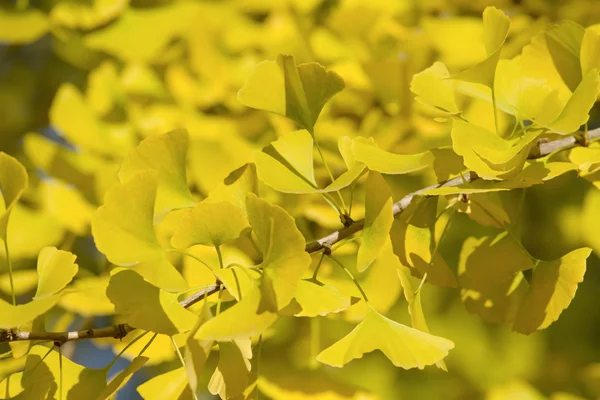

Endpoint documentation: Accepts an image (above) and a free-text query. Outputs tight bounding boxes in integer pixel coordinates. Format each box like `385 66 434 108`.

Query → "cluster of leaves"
3 0 600 399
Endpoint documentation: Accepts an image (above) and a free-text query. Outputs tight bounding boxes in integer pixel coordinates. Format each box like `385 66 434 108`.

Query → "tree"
1 1 600 399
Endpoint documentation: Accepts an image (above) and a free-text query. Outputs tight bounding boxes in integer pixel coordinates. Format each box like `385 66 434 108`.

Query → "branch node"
322 242 332 256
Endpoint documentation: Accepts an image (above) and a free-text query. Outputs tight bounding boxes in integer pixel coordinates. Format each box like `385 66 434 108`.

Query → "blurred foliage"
1 0 600 399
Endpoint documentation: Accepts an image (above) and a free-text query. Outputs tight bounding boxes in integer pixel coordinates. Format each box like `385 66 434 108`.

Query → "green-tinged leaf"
119 130 194 216
92 170 187 292
238 54 344 132
411 62 460 114
171 201 246 249
106 270 197 335
280 280 354 317
51 0 126 30
357 172 393 272
0 9 48 44
0 153 28 241
137 366 190 400
34 247 78 299
246 193 312 311
96 356 149 400
18 345 106 399
452 7 510 88
351 137 432 175
486 381 546 400
208 341 251 399
196 286 277 341
0 270 38 296
185 305 214 393
317 305 454 369
214 266 259 301
513 248 591 334
0 296 59 329
451 120 541 179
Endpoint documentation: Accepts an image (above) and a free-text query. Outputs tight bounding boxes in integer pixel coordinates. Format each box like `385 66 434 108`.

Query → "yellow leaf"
196 286 277 341
0 153 28 241
214 266 259 301
0 296 58 329
0 270 38 296
0 9 48 44
513 248 591 334
208 341 251 399
106 270 197 335
452 7 510 89
50 0 126 30
544 21 585 92
92 170 187 291
171 201 246 249
97 356 148 400
205 164 258 218
238 54 344 132
119 130 194 217
411 62 460 115
59 276 114 317
351 137 432 175
40 179 94 235
317 305 454 369
34 247 78 299
357 172 393 272
246 193 312 310
137 366 190 400
581 28 600 75
280 280 354 317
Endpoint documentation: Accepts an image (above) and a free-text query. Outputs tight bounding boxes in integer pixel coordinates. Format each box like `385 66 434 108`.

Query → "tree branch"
305 128 600 253
2 127 598 345
0 283 222 345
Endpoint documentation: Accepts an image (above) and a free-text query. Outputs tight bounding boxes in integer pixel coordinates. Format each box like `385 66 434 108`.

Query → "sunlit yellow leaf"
452 7 510 89
137 366 190 400
106 269 197 335
238 54 344 132
544 21 585 92
0 270 38 296
581 28 600 75
411 62 460 115
214 266 259 301
0 295 58 329
92 170 187 291
486 380 545 400
97 356 148 400
205 164 258 218
513 248 591 334
51 0 126 30
351 137 432 175
357 172 393 272
59 276 114 317
185 305 214 393
281 280 353 317
171 201 246 250
208 341 251 399
122 63 167 99
40 179 94 235
0 153 27 242
34 247 78 299
317 305 454 369
119 130 194 216
196 286 277 341
0 9 48 44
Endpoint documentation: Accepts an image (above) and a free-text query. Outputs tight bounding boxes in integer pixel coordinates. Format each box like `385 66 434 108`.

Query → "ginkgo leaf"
214 266 259 301
0 296 59 329
280 280 354 317
351 137 433 175
119 129 194 216
581 28 600 75
92 170 187 292
246 193 312 311
452 6 510 89
50 0 126 30
205 164 258 218
59 276 114 316
0 152 28 241
196 286 277 341
317 305 454 369
34 247 78 299
0 9 49 44
18 345 106 399
185 305 214 393
411 62 460 114
238 54 345 132
513 248 591 334
208 341 251 399
137 366 190 400
0 270 38 296
451 120 541 179
171 201 246 249
544 21 585 92
97 356 149 400
106 269 197 335
40 179 94 235
357 172 393 272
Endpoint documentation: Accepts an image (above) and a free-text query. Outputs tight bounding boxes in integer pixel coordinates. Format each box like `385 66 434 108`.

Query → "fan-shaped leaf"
280 280 354 317
0 153 28 241
351 137 432 175
411 62 460 114
34 247 78 299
